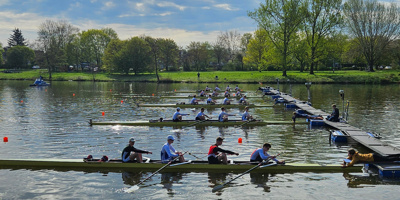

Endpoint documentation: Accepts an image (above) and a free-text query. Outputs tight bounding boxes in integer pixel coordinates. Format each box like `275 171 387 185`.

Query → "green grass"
1 69 399 84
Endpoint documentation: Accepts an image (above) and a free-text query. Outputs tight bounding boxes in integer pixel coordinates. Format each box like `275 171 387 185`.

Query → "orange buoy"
152 93 155 96
110 89 112 92
233 93 235 96
102 111 105 116
21 100 23 103
174 89 176 92
45 89 47 92
121 100 123 104
73 93 75 97
238 137 242 143
3 137 8 142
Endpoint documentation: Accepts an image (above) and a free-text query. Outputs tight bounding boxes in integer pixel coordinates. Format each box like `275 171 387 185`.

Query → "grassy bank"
1 69 399 84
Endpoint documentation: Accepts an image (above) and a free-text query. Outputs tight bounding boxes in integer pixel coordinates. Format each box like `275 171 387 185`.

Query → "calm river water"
0 80 399 199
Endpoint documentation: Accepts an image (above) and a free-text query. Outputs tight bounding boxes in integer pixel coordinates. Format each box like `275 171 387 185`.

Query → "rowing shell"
137 104 273 108
0 159 363 173
89 120 307 127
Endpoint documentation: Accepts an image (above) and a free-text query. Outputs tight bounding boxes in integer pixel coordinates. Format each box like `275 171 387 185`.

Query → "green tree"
344 0 400 72
159 38 179 71
144 36 161 82
6 46 35 69
212 37 228 69
117 37 151 75
8 28 27 47
80 29 112 67
292 33 310 72
102 39 124 73
0 43 4 66
249 0 306 76
243 29 269 71
66 35 81 70
304 0 343 74
187 42 210 71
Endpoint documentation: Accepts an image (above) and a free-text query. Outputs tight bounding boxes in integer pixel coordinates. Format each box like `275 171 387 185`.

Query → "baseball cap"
177 107 181 110
216 136 224 141
167 135 175 141
129 137 136 142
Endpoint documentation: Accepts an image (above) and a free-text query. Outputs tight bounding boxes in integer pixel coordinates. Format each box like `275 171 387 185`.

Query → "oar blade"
124 185 140 193
212 185 225 193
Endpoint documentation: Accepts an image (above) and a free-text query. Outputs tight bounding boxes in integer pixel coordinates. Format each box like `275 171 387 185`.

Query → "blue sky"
0 0 262 48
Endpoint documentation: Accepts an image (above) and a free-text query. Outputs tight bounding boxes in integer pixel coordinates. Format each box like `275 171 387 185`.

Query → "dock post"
339 90 345 119
305 82 312 104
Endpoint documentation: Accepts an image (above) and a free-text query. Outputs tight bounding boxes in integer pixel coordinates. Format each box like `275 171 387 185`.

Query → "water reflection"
208 172 275 194
342 172 400 188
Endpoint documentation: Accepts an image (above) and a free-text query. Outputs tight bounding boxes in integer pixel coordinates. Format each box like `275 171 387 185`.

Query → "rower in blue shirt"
239 95 247 104
223 95 231 105
196 107 211 120
215 85 221 91
250 143 285 164
172 107 189 122
224 90 230 97
207 95 216 105
242 106 253 121
161 135 185 163
218 107 235 122
190 95 200 105
199 90 206 97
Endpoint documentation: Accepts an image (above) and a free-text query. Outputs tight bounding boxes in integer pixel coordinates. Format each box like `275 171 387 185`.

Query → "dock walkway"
268 88 400 157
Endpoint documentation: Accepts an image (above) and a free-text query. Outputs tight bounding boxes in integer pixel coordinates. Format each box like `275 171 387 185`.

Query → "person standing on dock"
327 104 340 122
242 106 253 121
196 107 211 120
342 148 400 168
250 143 285 164
161 135 185 163
208 137 239 164
172 107 189 122
122 138 152 163
218 107 236 122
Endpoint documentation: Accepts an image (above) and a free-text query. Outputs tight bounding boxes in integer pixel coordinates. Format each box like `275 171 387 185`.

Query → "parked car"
385 66 392 70
32 65 40 69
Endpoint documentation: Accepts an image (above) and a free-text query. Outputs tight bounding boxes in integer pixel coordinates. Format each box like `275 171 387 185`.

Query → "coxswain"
122 137 152 163
195 107 211 120
161 135 185 163
218 107 235 122
208 137 239 164
250 143 285 164
242 106 253 121
172 107 189 122
223 95 231 105
342 148 400 168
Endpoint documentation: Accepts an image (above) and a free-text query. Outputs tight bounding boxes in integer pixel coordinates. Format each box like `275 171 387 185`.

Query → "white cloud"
157 1 185 11
103 1 115 10
214 4 239 11
0 0 10 6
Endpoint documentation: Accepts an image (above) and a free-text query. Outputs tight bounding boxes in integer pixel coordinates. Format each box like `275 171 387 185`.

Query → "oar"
212 154 280 193
185 118 211 127
124 151 188 193
235 118 257 128
212 159 271 193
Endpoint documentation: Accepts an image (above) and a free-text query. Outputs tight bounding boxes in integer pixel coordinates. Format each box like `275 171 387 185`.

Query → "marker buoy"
121 100 123 104
3 137 8 142
152 94 154 96
21 100 23 103
110 89 112 92
102 112 105 116
238 137 242 143
233 93 235 97
73 93 75 97
174 89 176 92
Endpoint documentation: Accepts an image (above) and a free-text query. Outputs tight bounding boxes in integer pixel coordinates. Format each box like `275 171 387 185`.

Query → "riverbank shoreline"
1 69 399 84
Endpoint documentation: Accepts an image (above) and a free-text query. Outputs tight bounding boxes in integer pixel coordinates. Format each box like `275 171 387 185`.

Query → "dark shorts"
208 156 221 164
173 118 180 122
250 156 263 162
195 117 202 120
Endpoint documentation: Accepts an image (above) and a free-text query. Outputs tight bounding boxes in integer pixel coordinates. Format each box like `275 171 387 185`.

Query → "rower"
212 89 219 97
190 95 200 105
235 90 241 97
207 95 216 105
226 85 231 91
239 95 247 104
195 107 211 120
218 107 235 122
223 95 231 105
342 148 400 168
205 86 210 91
250 143 285 164
215 85 221 91
224 90 230 97
161 135 185 163
122 137 152 163
172 107 189 122
208 137 239 164
235 85 240 91
326 104 340 122
242 106 253 121
199 90 206 97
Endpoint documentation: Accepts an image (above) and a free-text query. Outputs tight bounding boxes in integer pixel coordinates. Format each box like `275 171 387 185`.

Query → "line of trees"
1 0 400 78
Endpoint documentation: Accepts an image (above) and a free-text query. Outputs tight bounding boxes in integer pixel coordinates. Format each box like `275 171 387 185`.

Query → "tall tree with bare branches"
344 0 400 72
